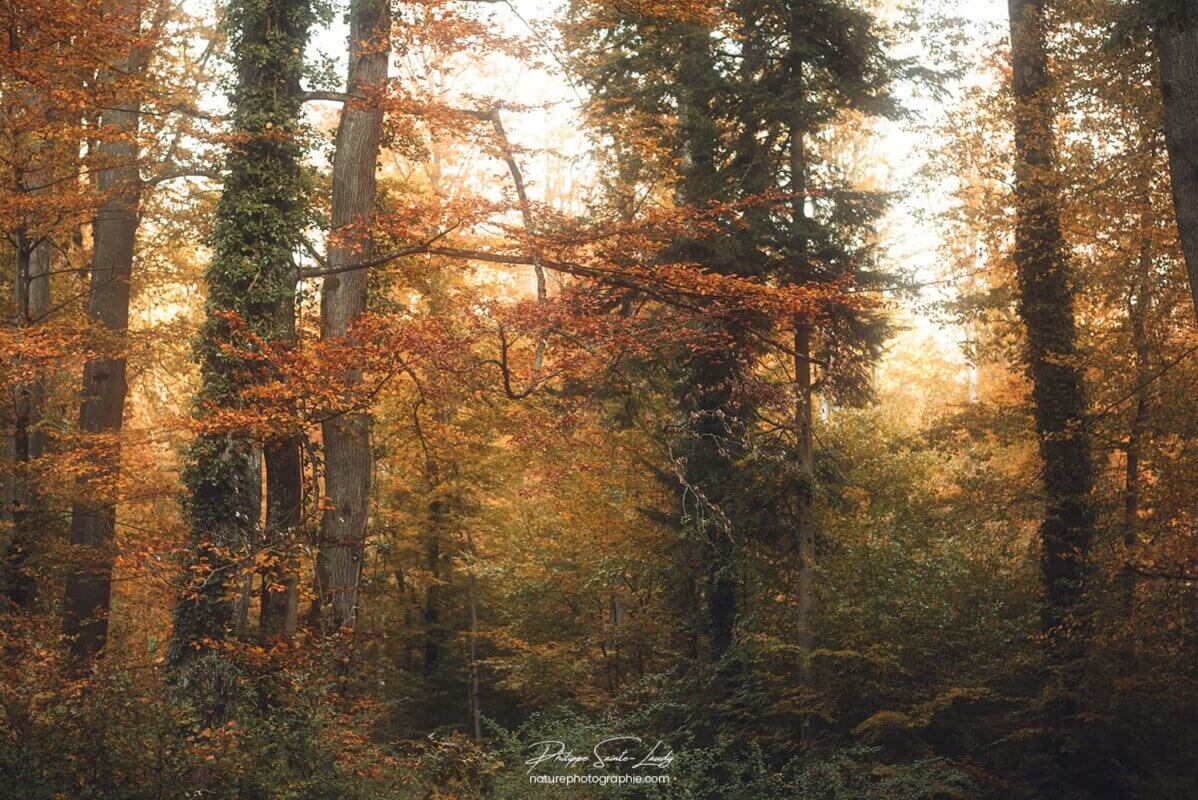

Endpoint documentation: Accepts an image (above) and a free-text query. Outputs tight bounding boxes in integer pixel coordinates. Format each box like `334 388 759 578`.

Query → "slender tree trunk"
4 232 50 613
787 48 816 664
63 0 143 661
316 0 389 632
467 565 481 742
784 26 817 747
792 327 815 649
1122 209 1152 606
1008 0 1096 793
261 277 302 639
461 523 482 741
1157 12 1198 322
3 22 53 611
605 591 624 692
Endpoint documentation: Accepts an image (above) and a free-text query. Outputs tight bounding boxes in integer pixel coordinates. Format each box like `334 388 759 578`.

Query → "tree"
314 0 390 634
564 8 899 733
745 0 898 716
168 0 314 708
62 0 148 663
1007 0 1096 794
565 3 754 669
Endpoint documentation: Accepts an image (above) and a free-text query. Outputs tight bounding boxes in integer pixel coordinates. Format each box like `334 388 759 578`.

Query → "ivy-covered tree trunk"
168 0 312 710
63 0 143 662
1008 0 1096 794
316 0 389 632
1157 6 1198 321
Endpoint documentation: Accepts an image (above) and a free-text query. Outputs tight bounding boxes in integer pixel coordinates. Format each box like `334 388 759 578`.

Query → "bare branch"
299 224 461 279
142 165 222 186
300 90 357 104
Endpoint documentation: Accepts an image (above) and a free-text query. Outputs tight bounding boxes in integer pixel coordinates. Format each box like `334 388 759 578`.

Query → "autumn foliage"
1 0 1196 799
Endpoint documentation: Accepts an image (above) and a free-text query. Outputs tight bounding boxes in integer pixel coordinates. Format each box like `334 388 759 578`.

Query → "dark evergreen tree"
565 0 902 730
564 6 756 684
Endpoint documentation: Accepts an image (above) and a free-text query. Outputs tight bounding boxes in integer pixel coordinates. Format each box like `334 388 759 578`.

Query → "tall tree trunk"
786 24 818 746
1122 225 1151 606
792 328 814 644
1008 0 1096 793
465 525 482 742
168 0 312 711
63 0 143 662
467 574 481 741
316 0 389 632
3 21 54 612
787 45 816 664
1157 11 1198 322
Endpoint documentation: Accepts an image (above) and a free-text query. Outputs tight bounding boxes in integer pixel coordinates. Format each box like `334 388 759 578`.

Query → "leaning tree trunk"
1008 0 1096 794
1157 10 1198 322
316 0 389 632
63 0 143 662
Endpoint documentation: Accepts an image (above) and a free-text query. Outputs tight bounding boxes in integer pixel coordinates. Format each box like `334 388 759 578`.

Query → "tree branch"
300 89 357 104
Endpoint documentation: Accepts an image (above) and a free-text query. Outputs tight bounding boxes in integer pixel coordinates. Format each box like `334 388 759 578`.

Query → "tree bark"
467 574 481 741
260 435 301 640
3 22 53 612
465 526 482 742
316 0 389 632
787 46 816 664
1157 12 1198 322
63 0 143 661
260 266 302 640
1008 0 1096 793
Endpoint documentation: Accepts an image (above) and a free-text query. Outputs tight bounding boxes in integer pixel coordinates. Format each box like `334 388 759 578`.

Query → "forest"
1 0 1196 797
